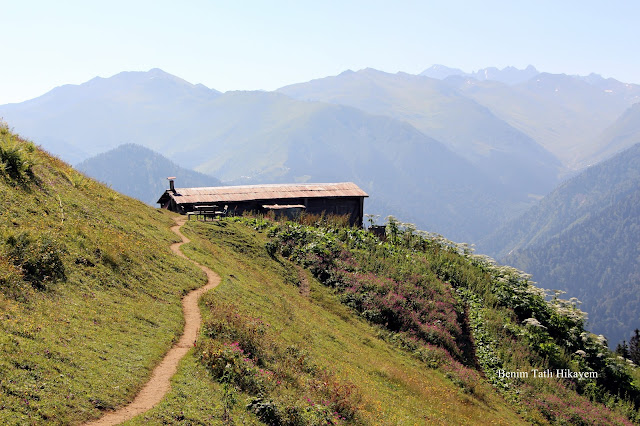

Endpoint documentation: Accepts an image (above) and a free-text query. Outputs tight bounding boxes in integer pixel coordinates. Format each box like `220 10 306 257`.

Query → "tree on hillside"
629 328 640 364
616 340 630 359
617 329 640 364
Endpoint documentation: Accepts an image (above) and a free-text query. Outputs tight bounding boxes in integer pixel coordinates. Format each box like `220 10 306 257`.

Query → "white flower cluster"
523 317 547 329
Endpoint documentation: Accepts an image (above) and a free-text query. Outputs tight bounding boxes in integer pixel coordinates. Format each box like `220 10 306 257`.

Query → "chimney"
167 176 176 193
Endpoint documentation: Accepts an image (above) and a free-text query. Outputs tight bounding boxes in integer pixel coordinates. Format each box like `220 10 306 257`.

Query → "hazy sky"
1 0 638 104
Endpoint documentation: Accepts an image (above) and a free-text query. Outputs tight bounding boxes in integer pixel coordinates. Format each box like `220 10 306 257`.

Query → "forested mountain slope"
504 187 640 347
479 143 640 348
591 103 640 165
480 142 640 259
76 143 221 205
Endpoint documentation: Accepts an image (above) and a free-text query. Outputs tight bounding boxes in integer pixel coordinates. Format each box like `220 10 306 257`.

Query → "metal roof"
165 182 368 204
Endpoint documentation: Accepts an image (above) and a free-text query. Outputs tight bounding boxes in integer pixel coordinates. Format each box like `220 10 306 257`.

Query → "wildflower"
523 318 546 329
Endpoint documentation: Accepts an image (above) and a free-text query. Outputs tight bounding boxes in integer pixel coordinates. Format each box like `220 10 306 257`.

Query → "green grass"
0 124 204 424
131 219 525 424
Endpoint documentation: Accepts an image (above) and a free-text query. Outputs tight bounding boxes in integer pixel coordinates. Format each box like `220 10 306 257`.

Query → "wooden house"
157 180 368 227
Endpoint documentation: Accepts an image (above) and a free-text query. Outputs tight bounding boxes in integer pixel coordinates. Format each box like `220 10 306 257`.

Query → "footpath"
85 216 220 425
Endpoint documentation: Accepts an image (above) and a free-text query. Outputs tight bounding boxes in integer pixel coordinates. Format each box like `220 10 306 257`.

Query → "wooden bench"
187 205 228 221
188 205 218 221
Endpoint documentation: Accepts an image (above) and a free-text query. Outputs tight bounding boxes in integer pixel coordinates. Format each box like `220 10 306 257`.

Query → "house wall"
172 196 365 227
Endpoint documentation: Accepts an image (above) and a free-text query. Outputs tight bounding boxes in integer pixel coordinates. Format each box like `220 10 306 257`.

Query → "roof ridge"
158 182 368 204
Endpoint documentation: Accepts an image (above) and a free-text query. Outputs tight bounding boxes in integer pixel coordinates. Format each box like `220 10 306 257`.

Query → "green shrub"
5 231 66 290
0 121 35 183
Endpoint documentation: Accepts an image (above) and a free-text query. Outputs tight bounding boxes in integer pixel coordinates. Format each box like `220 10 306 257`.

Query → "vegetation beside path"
2 122 638 424
129 215 639 425
84 217 220 425
129 217 526 425
0 123 204 424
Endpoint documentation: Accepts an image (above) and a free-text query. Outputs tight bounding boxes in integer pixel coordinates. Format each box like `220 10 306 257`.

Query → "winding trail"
86 216 220 425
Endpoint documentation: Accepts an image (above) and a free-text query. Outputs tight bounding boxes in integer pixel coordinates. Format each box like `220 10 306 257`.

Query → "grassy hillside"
127 218 526 425
2 121 639 425
129 216 639 425
0 123 205 424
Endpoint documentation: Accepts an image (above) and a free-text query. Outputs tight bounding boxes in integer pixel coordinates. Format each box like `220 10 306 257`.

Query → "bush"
199 341 270 395
5 231 66 290
0 122 35 183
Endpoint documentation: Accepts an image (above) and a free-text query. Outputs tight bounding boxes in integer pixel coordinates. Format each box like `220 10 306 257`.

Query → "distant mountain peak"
420 65 467 80
110 68 197 87
421 65 539 85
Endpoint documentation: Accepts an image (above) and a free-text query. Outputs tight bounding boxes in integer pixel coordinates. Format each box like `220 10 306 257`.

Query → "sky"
1 0 639 104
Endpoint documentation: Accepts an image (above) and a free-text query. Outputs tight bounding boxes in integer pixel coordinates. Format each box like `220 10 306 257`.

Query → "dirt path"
85 216 220 425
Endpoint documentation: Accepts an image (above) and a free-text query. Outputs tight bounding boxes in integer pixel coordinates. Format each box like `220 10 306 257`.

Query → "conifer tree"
629 328 640 364
616 340 630 359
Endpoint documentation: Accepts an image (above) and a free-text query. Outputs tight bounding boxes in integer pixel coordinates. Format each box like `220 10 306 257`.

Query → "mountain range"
1 65 639 244
278 68 562 196
420 64 540 85
0 68 542 242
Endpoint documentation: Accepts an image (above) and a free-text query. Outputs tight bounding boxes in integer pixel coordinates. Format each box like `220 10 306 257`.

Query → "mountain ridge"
278 67 563 197
76 143 222 206
0 69 531 242
421 64 539 85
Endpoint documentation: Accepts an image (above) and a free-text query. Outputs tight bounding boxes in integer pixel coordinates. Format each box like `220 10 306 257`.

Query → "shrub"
199 341 270 395
4 231 66 290
0 122 35 183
